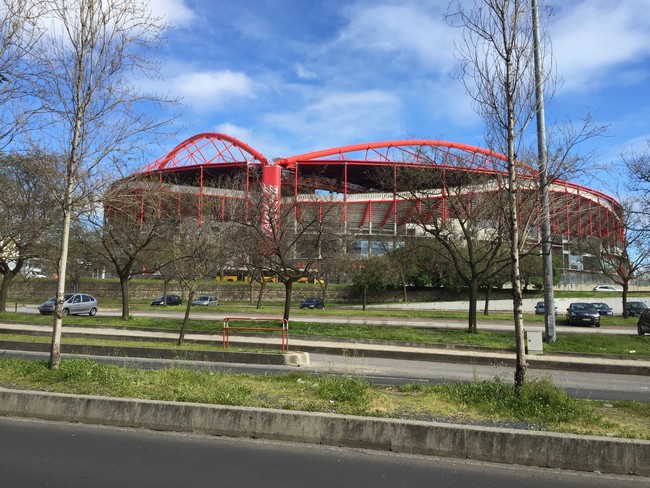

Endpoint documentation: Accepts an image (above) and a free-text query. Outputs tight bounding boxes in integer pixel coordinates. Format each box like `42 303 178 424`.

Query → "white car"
592 285 621 292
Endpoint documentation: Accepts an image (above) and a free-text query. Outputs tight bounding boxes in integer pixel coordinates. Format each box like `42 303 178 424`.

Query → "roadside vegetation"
0 357 647 440
1 309 648 356
0 304 647 440
1 310 648 356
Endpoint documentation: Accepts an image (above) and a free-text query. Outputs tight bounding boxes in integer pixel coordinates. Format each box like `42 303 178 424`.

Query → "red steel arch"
138 132 269 173
278 139 511 173
130 134 624 245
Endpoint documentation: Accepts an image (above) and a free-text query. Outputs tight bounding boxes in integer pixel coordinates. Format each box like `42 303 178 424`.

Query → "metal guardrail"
222 317 289 352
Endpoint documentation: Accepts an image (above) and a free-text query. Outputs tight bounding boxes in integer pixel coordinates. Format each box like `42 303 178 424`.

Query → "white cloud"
148 0 196 28
551 0 650 92
214 123 253 143
168 70 256 110
265 89 402 149
294 64 318 80
336 3 456 72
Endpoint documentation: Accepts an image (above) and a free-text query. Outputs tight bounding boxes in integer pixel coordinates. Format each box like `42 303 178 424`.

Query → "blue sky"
147 0 650 195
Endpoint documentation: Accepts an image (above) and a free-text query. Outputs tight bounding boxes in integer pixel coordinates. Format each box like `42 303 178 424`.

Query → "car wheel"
62 308 69 316
595 323 600 328
639 325 645 336
89 307 97 316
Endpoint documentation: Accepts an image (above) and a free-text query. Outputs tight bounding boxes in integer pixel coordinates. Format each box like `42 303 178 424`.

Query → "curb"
0 388 648 476
0 340 310 366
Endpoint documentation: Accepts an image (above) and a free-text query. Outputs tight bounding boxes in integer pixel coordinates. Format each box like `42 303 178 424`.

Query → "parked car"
627 301 648 317
534 301 557 315
591 302 614 316
592 285 621 292
38 293 98 316
151 294 182 306
191 295 218 306
638 309 650 336
566 302 601 327
299 297 325 309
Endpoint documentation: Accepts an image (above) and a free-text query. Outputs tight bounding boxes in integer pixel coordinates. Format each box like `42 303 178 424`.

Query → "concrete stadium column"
261 165 282 235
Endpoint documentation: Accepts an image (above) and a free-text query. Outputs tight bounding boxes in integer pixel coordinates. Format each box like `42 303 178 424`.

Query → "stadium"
127 132 624 285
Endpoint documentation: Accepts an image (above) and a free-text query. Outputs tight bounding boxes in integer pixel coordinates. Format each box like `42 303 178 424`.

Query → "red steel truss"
138 132 268 173
132 134 624 245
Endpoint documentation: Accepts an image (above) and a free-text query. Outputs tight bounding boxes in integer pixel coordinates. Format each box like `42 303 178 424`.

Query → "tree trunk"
178 290 194 345
402 282 407 302
483 285 491 316
119 274 130 320
50 204 73 370
0 272 17 312
622 281 629 319
467 279 478 333
362 286 367 311
508 122 526 391
256 280 266 309
282 280 293 320
162 279 169 307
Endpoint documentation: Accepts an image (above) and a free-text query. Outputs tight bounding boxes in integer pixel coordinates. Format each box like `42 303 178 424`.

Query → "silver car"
39 293 98 316
191 295 219 306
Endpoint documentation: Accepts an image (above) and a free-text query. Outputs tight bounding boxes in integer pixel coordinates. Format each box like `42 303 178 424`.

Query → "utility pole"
532 0 556 342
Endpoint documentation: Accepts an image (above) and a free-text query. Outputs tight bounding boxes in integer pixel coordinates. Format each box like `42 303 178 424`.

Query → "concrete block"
283 352 310 366
390 421 466 457
75 395 139 428
320 415 392 450
132 400 198 432
635 440 650 477
189 405 259 437
547 434 641 475
465 427 549 467
254 408 322 444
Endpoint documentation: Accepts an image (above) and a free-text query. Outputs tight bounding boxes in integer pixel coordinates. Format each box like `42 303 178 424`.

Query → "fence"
222 317 289 352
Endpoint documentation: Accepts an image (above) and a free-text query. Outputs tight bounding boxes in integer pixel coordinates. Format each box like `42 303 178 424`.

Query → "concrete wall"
0 388 647 476
7 279 509 304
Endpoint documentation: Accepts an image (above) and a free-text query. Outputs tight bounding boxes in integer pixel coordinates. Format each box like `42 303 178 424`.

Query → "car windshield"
196 296 210 301
630 302 647 307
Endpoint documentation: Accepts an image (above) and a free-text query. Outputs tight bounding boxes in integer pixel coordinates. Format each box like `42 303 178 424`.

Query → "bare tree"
79 179 175 319
0 152 61 310
399 164 511 333
163 218 236 345
584 197 650 317
623 140 650 217
448 0 543 388
25 0 178 368
241 189 343 320
0 0 45 149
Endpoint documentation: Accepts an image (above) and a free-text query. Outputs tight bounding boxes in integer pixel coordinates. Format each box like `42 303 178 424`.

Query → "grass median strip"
0 357 647 439
2 311 648 356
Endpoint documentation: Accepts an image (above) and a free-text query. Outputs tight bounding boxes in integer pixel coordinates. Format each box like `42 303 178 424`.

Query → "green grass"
1 311 648 356
0 357 646 439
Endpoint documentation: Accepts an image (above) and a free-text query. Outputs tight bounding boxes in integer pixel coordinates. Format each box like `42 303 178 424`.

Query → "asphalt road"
13 304 640 335
0 417 644 488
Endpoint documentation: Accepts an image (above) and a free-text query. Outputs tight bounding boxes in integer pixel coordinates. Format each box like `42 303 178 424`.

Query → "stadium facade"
128 132 624 282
